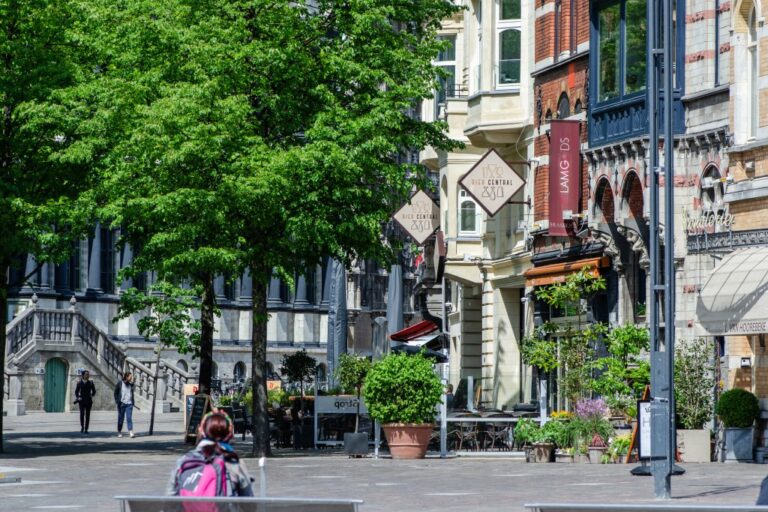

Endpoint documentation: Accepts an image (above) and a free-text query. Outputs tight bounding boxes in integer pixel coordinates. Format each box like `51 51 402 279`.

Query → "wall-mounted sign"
548 120 582 236
459 149 525 217
638 399 651 460
315 395 368 415
393 190 440 245
682 206 735 234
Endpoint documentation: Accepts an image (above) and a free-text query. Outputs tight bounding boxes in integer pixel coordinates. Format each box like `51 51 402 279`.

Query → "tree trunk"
149 343 162 435
198 274 215 395
0 276 7 453
251 272 270 457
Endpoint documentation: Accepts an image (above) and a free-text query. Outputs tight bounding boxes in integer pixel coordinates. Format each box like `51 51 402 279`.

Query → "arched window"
545 109 553 122
700 166 725 213
233 362 247 382
316 363 327 384
459 189 481 235
573 99 583 114
176 359 188 373
557 93 570 119
748 6 758 138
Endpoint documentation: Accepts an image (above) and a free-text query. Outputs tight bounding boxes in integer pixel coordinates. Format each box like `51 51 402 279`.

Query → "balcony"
463 89 528 147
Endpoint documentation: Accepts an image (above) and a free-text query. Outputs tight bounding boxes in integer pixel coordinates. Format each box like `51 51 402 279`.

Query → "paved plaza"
1 411 768 511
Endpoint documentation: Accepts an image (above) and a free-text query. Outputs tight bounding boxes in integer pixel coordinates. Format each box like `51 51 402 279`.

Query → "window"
595 0 647 103
554 0 562 59
233 362 247 382
176 359 188 372
749 6 758 138
224 274 236 301
459 189 481 234
100 227 116 294
557 93 570 118
473 0 483 92
497 0 521 87
55 242 80 292
574 99 583 114
435 35 456 119
305 268 316 304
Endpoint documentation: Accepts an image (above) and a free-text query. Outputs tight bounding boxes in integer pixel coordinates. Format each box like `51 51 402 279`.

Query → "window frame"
496 0 522 89
435 34 457 119
458 189 482 236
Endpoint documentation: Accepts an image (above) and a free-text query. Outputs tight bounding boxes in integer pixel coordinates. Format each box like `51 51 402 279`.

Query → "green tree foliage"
0 0 101 452
716 388 759 428
591 324 650 415
335 353 372 433
674 338 715 430
363 352 442 425
280 349 318 411
80 0 459 456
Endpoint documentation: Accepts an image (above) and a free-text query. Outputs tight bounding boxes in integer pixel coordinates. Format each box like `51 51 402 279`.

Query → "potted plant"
513 417 539 461
363 352 442 459
573 398 613 464
716 387 760 462
675 338 715 462
336 353 372 456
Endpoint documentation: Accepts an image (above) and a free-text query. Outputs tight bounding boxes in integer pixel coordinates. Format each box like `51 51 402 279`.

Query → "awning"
697 248 768 335
389 320 439 341
524 256 610 287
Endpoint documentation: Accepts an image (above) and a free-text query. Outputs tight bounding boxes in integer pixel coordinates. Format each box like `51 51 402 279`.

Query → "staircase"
5 300 191 412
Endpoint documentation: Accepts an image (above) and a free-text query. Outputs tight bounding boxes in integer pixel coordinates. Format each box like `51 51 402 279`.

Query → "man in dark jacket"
114 372 136 438
75 370 96 434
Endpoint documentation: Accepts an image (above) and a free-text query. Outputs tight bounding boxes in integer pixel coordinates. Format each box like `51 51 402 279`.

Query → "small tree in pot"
716 388 760 462
675 338 715 462
363 351 442 459
336 353 372 456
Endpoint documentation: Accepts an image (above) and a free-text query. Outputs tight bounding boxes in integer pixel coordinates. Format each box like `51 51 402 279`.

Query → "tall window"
100 228 116 294
748 6 758 138
459 189 481 235
305 268 316 304
595 0 647 102
557 93 570 118
473 0 483 92
435 35 457 118
497 0 521 86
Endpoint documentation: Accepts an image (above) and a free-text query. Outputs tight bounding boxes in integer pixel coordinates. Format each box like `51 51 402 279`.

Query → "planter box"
344 432 369 456
575 453 590 463
588 446 607 464
725 427 754 462
530 443 554 463
555 453 574 463
677 429 711 463
382 424 432 459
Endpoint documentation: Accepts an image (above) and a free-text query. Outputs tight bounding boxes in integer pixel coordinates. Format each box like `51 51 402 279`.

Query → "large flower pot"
725 427 754 462
677 429 711 463
588 446 607 464
383 424 433 459
530 442 554 463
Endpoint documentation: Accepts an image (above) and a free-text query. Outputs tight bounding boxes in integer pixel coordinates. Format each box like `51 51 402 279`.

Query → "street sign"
459 149 525 217
392 190 440 245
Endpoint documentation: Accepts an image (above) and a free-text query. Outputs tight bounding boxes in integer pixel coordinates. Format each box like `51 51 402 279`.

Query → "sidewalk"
1 412 767 512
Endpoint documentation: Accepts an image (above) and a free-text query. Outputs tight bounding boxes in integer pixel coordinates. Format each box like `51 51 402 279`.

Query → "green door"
44 359 67 412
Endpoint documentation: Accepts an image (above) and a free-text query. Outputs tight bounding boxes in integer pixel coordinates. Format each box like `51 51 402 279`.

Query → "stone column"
87 225 102 294
294 274 309 307
120 243 134 291
5 364 25 416
22 254 38 291
154 363 172 414
39 262 52 291
320 258 332 309
268 276 282 306
238 269 253 305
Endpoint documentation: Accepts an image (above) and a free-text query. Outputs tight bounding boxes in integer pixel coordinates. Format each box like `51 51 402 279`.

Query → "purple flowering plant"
573 398 613 448
574 398 608 420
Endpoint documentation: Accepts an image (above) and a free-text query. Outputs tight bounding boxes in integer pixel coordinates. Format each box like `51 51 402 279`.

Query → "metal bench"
526 505 768 512
116 496 363 512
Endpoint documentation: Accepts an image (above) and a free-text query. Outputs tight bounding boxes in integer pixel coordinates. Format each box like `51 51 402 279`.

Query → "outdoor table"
444 414 534 451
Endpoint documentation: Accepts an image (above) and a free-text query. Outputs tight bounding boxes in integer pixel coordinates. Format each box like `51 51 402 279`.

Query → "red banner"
548 120 581 236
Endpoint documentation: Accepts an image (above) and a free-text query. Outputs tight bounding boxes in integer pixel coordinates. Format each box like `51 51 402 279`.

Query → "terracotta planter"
383 423 433 459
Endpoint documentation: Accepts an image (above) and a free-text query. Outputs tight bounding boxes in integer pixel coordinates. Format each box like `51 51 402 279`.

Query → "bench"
116 496 363 512
526 505 768 512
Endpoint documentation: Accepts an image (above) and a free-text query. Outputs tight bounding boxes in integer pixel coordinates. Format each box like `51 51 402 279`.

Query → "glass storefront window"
597 3 620 102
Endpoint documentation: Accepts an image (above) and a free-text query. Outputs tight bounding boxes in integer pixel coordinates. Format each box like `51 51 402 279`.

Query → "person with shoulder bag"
113 371 136 438
74 370 96 434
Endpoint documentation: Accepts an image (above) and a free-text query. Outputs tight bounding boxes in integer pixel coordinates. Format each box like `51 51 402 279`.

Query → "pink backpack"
177 453 228 511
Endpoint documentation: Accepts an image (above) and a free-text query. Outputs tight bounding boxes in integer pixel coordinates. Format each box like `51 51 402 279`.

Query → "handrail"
124 357 156 404
6 307 35 355
77 314 125 380
138 358 190 403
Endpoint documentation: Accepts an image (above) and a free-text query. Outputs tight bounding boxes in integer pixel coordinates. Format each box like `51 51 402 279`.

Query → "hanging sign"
393 190 440 245
459 149 525 217
549 120 582 236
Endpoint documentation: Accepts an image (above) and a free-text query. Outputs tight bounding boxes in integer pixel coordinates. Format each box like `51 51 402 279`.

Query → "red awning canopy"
389 320 439 342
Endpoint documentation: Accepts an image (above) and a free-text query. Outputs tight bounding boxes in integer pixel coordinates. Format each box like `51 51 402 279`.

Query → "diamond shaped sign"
459 149 526 217
392 190 440 245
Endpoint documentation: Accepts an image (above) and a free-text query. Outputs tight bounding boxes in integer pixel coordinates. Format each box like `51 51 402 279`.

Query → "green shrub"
541 419 570 447
513 418 540 446
716 388 760 428
216 394 233 407
362 352 442 425
675 338 715 429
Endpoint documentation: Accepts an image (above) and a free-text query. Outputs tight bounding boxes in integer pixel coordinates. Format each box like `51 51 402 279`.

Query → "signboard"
315 395 368 415
638 399 652 460
185 394 211 443
183 383 199 427
682 206 735 234
392 190 440 245
548 120 582 236
459 149 525 217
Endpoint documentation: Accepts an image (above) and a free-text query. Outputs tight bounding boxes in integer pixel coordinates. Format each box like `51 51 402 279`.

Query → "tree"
0 0 99 452
82 0 459 457
675 338 715 430
335 353 372 433
114 281 202 434
280 349 318 413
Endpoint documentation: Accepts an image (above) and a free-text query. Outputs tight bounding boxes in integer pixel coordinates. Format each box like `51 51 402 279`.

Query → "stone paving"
1 411 768 512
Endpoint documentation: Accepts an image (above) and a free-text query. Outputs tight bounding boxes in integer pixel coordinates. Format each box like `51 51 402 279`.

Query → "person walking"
74 370 96 434
167 411 254 496
113 371 135 438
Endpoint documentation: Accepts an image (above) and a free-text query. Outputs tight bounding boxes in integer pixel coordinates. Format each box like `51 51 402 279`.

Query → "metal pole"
662 0 677 495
